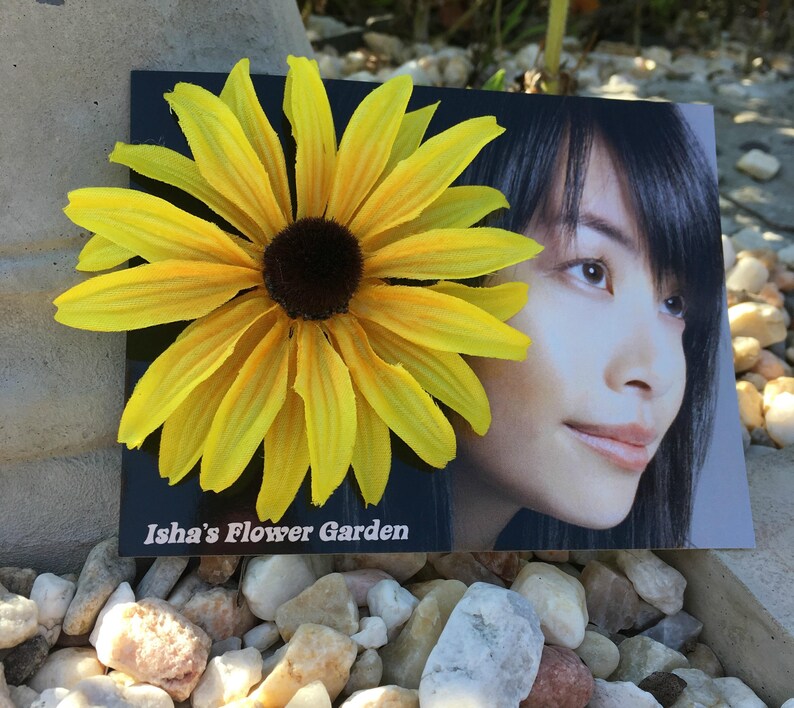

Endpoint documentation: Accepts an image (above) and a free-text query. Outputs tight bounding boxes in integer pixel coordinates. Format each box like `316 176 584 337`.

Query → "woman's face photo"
461 137 688 530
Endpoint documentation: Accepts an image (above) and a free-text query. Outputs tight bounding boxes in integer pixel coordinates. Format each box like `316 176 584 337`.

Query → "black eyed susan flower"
53 57 542 522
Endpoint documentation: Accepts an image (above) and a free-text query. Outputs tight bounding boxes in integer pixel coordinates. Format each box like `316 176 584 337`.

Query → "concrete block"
661 444 794 707
0 0 311 564
0 447 122 573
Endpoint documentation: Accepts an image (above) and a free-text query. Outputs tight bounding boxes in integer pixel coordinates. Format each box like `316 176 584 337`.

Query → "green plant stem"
544 0 570 94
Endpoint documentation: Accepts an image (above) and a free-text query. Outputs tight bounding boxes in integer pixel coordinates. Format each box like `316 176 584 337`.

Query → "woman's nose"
604 301 684 399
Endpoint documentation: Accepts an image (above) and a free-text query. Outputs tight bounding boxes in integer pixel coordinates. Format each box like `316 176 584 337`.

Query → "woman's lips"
565 422 655 473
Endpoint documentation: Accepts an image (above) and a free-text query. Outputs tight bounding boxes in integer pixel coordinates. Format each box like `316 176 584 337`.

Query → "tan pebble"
732 336 761 373
729 302 787 347
198 556 240 585
764 392 794 446
758 282 784 308
736 381 765 430
750 349 791 380
726 256 769 293
726 290 743 308
740 372 768 391
737 248 777 269
285 680 332 707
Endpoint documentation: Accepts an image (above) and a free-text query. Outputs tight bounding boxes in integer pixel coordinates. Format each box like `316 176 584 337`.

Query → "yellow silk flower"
54 56 542 522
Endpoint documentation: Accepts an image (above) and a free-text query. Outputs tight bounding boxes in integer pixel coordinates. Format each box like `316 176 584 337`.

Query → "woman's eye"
569 260 610 290
663 294 686 318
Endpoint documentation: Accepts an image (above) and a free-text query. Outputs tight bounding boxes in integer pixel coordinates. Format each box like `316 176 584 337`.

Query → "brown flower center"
263 217 364 321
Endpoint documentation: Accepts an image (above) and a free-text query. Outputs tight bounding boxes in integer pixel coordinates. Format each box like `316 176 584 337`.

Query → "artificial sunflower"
54 56 542 522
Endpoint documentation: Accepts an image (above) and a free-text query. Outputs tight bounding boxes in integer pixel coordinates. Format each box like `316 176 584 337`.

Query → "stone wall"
0 0 312 572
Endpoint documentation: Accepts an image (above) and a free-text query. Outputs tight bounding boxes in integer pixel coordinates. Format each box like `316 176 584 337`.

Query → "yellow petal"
53 261 261 332
351 383 392 506
76 234 134 272
201 316 291 492
365 227 542 280
65 188 259 268
427 280 528 321
258 344 311 522
363 319 490 435
365 185 508 251
351 282 530 360
378 101 438 184
165 82 288 241
350 116 504 241
117 290 273 447
159 317 272 484
293 320 356 506
286 56 337 219
220 59 293 220
327 315 455 468
326 76 413 225
109 142 269 244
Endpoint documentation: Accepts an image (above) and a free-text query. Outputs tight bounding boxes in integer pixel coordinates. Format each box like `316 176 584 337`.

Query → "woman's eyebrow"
577 211 637 252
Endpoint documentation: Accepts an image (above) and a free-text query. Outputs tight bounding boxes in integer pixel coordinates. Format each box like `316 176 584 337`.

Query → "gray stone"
209 636 242 660
419 583 544 707
0 665 10 708
610 635 689 684
641 611 704 652
62 538 136 637
0 569 37 599
670 668 723 707
341 570 394 607
0 0 312 572
343 649 383 697
166 571 210 612
633 600 666 632
242 622 280 652
581 561 640 634
732 227 787 253
8 684 38 708
2 635 50 686
712 676 766 706
136 558 189 600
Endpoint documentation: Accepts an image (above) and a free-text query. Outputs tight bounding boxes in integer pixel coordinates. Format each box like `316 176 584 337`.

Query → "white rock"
366 580 418 640
190 647 262 708
510 562 588 648
30 687 69 708
588 679 662 707
419 583 544 707
736 149 781 181
764 391 794 446
344 649 383 696
442 56 472 88
615 550 686 615
241 556 316 622
242 621 280 651
722 235 737 271
573 630 620 679
713 676 766 706
350 616 388 652
89 581 135 647
780 699 794 707
0 590 39 649
9 684 39 708
671 668 724 706
384 60 433 86
284 680 332 708
29 573 76 647
56 675 173 708
28 647 104 693
726 257 769 293
317 54 343 80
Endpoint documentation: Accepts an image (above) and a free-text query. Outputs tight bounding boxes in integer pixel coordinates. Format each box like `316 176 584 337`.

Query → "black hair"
459 96 724 549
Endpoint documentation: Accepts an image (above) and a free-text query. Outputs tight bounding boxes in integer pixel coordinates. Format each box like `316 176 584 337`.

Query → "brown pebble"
520 646 594 708
773 266 794 292
198 556 241 585
758 282 784 308
637 671 688 707
0 568 37 598
472 552 522 583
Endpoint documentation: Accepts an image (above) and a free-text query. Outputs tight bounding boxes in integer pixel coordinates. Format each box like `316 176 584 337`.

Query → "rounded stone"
0 590 39 649
764 391 794 447
729 302 787 348
737 380 765 430
733 336 761 373
574 630 620 679
28 647 105 693
520 646 594 707
726 256 769 293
